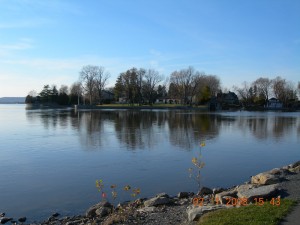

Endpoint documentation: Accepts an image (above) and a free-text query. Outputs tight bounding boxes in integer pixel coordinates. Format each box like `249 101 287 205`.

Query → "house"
101 90 114 100
265 98 283 109
217 91 239 105
155 97 181 104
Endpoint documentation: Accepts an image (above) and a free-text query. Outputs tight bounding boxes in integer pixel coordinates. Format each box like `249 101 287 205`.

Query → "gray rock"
52 213 60 217
177 192 189 198
186 204 232 221
144 196 172 207
0 217 13 224
156 192 169 198
85 201 113 217
251 172 281 185
177 198 189 205
95 207 111 217
237 184 279 202
215 189 237 204
236 184 257 192
65 220 82 225
198 187 213 196
291 161 300 168
289 165 300 173
213 188 225 194
137 206 156 213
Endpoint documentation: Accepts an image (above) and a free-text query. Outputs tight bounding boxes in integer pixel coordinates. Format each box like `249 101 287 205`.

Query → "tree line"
25 64 300 107
234 77 299 107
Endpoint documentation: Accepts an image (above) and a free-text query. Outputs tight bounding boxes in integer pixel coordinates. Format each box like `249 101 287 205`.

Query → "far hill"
0 97 25 104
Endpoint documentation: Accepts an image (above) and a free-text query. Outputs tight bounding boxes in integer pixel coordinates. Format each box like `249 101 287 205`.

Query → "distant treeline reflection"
25 110 300 150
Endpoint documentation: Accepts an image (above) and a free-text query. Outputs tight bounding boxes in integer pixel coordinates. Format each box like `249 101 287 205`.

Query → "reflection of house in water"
265 98 283 109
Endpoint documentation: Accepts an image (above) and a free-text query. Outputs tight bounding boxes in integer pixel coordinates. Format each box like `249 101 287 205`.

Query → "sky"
0 0 299 97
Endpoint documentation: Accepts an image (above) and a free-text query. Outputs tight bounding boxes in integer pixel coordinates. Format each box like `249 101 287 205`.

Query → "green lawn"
198 199 297 225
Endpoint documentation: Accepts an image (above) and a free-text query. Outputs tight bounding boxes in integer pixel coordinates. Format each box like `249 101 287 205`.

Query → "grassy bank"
198 199 297 225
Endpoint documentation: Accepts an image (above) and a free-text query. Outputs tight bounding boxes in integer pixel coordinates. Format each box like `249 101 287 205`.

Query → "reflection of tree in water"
26 110 222 151
26 109 299 151
114 111 159 150
77 111 116 150
26 110 72 130
235 115 299 141
167 112 220 150
272 117 298 140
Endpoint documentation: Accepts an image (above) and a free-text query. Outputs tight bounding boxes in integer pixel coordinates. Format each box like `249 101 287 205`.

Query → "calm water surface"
0 104 299 221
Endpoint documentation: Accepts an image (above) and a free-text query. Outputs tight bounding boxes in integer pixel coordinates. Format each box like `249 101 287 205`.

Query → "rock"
291 161 300 168
236 184 257 192
18 217 26 223
65 220 82 225
269 168 282 175
213 188 225 194
197 187 213 196
186 204 232 221
52 213 60 217
95 207 111 217
177 192 189 198
237 184 278 202
86 201 113 217
144 195 172 207
156 192 169 198
117 201 130 209
289 165 300 173
137 206 156 213
215 189 237 204
251 172 281 185
0 217 13 224
177 198 189 205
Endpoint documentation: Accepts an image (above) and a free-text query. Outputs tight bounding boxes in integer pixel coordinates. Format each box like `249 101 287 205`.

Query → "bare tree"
116 68 143 105
80 65 97 105
272 76 297 106
143 69 163 104
205 75 220 96
59 85 69 95
233 82 254 106
253 77 272 102
28 90 37 97
170 66 201 104
70 82 83 105
80 65 109 105
94 67 110 104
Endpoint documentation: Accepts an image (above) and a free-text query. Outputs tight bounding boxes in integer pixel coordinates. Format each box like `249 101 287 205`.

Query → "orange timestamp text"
192 196 281 206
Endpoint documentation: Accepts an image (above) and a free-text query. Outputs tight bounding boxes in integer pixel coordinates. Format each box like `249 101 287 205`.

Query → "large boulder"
144 196 171 207
291 161 300 168
289 165 300 173
144 193 172 207
198 187 213 196
86 201 113 217
251 172 281 185
177 192 189 199
237 184 278 202
215 189 237 204
186 204 232 221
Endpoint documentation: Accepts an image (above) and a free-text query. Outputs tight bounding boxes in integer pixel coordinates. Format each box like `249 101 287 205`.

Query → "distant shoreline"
2 103 296 112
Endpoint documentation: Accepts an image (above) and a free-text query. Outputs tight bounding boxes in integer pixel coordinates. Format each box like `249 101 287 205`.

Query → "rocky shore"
1 161 299 225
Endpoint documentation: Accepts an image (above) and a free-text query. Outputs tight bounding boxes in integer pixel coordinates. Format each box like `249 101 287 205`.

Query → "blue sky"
0 0 299 97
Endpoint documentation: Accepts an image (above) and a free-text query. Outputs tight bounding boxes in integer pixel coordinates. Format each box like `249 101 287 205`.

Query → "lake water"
0 104 299 222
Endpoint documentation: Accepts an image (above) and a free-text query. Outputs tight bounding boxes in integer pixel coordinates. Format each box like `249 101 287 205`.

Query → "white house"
265 98 283 109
